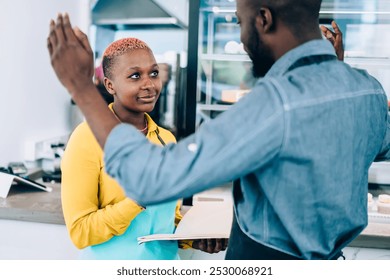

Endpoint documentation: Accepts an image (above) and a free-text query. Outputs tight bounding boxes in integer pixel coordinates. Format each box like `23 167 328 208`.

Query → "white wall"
0 0 90 166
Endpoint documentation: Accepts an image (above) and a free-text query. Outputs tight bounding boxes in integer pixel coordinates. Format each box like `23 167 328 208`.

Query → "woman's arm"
61 123 144 249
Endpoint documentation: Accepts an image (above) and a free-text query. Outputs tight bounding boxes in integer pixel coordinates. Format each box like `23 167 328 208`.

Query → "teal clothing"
79 200 180 260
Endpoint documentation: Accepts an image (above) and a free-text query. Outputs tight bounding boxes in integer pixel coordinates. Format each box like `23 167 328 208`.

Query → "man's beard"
246 24 274 78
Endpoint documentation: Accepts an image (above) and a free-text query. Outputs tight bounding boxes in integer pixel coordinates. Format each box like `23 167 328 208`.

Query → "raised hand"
320 20 344 61
47 13 95 97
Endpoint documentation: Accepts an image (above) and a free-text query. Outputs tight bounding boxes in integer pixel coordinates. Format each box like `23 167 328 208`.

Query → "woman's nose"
141 78 155 89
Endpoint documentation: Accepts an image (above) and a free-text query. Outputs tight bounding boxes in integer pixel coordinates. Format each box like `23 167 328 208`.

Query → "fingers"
331 20 342 36
319 25 328 35
47 38 53 56
192 239 212 253
62 13 77 42
54 13 66 43
48 13 80 44
192 239 229 253
332 20 343 45
47 19 57 56
322 27 335 40
222 238 228 251
47 13 91 56
74 26 93 54
214 239 222 252
320 25 332 36
214 238 228 252
321 21 342 41
329 21 344 61
196 239 206 251
320 25 335 45
206 239 214 253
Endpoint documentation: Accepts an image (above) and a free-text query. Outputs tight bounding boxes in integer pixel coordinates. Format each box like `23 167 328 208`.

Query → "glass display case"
191 0 390 129
320 0 390 103
196 0 249 125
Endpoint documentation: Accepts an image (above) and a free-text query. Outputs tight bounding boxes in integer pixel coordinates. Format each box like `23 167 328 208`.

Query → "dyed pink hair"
95 63 104 82
102 37 151 78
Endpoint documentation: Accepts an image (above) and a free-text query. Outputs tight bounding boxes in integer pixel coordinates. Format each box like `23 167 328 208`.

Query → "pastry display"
377 194 390 214
367 192 374 212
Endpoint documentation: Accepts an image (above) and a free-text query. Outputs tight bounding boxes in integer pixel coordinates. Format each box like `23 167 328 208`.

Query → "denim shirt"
105 39 390 259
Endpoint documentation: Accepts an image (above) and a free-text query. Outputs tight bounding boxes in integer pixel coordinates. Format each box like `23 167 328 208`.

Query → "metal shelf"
200 53 250 62
345 57 390 67
197 104 232 111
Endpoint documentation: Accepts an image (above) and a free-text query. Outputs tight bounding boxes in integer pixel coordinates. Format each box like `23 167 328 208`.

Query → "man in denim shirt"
48 0 390 259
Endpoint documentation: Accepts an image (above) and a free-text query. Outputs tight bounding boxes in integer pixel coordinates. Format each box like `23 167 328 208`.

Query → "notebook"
137 201 233 244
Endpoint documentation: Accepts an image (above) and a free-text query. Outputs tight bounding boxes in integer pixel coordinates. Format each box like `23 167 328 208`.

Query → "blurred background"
1 0 390 169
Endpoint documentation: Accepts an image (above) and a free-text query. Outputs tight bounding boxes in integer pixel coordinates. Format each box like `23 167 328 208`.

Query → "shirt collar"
108 103 158 133
265 39 337 78
144 113 158 133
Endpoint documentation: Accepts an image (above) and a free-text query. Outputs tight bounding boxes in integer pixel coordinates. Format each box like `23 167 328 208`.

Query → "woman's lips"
138 95 156 102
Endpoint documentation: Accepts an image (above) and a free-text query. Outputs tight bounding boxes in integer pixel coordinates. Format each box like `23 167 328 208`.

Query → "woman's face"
106 48 162 114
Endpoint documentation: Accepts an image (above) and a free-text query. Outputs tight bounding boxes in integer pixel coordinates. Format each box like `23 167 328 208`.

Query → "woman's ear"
256 7 274 33
103 77 115 95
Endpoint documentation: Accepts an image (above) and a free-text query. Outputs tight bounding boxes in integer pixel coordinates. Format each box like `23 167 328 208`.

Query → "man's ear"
103 77 115 95
256 7 274 33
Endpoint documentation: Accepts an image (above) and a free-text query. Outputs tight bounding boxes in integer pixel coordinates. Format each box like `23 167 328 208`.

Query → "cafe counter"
0 181 389 260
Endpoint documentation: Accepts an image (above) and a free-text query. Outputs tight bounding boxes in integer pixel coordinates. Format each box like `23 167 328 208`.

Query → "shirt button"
187 143 198 152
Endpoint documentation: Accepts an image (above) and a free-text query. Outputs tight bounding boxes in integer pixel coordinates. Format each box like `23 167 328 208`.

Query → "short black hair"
252 0 322 34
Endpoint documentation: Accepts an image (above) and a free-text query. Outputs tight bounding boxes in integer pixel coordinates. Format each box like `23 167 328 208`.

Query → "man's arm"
47 13 119 148
103 83 285 205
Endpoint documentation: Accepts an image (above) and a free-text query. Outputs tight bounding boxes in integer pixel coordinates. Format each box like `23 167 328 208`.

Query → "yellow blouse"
61 111 186 249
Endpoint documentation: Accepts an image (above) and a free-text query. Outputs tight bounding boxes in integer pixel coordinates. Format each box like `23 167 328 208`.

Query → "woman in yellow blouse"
61 37 208 259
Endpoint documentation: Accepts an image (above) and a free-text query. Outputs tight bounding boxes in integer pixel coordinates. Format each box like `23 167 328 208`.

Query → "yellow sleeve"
174 200 183 227
61 123 143 249
173 200 193 249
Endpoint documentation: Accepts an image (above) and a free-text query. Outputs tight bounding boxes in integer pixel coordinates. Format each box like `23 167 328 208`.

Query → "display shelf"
368 212 390 225
196 1 249 126
193 0 390 128
197 104 232 112
345 57 390 67
369 162 390 185
200 53 250 62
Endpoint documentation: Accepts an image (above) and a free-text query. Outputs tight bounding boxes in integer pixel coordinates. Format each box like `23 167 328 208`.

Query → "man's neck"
271 27 322 61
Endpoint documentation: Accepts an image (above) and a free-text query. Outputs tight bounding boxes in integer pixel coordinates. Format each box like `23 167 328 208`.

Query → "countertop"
350 222 390 249
0 180 389 250
0 181 63 225
349 184 390 249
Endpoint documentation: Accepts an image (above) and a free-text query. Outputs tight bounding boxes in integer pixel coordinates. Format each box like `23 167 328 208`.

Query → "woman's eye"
150 71 159 78
129 73 140 79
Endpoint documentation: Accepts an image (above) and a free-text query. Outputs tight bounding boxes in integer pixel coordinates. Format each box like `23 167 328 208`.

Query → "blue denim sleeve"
375 111 390 161
104 82 285 206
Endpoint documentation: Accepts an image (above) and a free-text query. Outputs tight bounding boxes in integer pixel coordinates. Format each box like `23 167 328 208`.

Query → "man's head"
236 0 322 77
